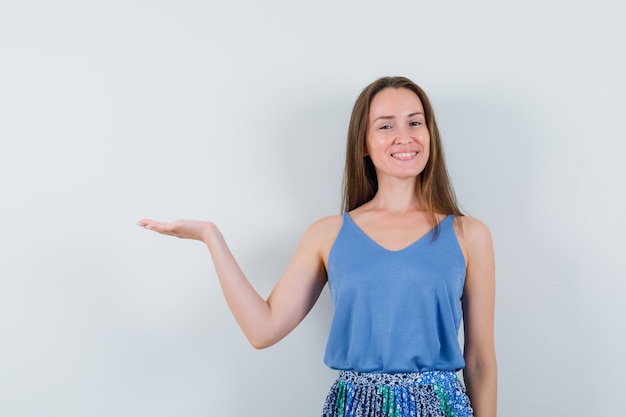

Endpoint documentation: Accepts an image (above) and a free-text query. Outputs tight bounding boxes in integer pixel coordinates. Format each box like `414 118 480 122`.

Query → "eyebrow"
372 112 424 123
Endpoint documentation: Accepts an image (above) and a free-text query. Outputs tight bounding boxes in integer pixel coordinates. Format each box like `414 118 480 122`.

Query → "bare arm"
137 217 338 349
457 217 497 417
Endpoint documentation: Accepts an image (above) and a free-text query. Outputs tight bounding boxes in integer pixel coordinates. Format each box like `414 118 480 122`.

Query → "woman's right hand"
137 218 215 243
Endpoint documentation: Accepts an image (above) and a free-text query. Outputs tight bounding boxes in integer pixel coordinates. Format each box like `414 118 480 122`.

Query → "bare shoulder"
455 216 492 241
454 216 494 258
306 214 344 242
297 214 344 263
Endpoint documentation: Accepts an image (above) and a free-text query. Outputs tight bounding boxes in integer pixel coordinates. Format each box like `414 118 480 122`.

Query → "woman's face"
366 88 430 182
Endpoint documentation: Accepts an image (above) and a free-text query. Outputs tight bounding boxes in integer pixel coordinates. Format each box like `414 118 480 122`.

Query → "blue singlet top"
324 213 467 373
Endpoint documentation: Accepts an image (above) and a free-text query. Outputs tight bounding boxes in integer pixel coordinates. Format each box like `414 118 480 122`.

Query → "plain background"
1 1 624 416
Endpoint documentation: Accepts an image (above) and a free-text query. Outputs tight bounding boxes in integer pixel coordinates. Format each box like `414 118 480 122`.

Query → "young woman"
138 76 497 417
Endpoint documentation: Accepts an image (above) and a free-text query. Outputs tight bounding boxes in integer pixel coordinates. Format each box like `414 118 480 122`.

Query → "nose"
394 125 413 144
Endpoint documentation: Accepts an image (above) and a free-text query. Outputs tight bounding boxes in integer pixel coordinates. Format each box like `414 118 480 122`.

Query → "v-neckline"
345 213 450 253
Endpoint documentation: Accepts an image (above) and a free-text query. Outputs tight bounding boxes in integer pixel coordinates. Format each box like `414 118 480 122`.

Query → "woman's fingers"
137 219 211 241
138 219 177 235
137 218 164 231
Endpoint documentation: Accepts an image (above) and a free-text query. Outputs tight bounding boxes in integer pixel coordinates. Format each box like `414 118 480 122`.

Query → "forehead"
369 88 424 118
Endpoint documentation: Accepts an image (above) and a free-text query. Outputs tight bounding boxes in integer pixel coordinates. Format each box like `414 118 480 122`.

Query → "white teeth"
392 152 417 158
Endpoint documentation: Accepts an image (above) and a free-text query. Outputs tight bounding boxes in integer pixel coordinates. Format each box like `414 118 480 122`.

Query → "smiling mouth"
391 151 418 160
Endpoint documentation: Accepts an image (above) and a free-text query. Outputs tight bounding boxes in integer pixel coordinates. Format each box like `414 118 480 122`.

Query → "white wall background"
1 1 624 416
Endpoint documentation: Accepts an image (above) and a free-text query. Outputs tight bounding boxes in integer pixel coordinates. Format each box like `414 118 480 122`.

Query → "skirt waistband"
337 370 458 387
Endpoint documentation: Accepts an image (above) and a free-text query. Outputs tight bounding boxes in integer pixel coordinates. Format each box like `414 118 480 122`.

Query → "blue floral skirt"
322 370 473 417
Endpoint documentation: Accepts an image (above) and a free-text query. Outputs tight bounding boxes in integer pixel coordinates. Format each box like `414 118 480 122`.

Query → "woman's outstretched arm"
137 217 338 349
457 217 497 417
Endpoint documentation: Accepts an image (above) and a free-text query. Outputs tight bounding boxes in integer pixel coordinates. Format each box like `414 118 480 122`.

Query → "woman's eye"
410 121 421 126
379 124 392 130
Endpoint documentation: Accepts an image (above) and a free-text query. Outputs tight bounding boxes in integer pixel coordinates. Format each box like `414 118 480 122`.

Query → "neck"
369 177 424 213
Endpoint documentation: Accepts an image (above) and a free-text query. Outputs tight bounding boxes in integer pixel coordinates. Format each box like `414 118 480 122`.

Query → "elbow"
242 318 287 349
249 339 271 350
247 333 279 350
464 339 497 370
464 351 497 371
463 353 497 381
463 345 497 379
